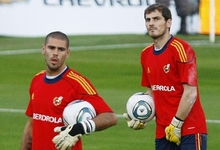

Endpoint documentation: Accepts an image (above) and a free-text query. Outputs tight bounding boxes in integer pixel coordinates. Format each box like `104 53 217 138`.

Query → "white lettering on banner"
1 0 198 37
44 0 152 6
33 113 62 124
151 85 175 92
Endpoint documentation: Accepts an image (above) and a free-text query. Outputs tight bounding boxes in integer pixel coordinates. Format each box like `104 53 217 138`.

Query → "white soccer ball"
63 100 96 125
126 92 155 122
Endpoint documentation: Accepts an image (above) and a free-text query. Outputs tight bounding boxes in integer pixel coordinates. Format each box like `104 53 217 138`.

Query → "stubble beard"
150 30 166 40
46 61 61 73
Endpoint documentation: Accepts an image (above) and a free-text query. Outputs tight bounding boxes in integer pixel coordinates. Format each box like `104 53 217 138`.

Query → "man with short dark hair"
124 3 207 150
20 31 118 150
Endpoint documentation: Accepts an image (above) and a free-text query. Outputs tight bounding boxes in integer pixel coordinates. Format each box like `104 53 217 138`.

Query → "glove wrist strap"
171 117 184 128
69 123 84 136
81 120 96 135
68 120 95 136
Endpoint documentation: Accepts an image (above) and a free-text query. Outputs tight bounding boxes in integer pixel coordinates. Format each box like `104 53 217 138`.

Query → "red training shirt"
25 67 113 150
141 36 207 138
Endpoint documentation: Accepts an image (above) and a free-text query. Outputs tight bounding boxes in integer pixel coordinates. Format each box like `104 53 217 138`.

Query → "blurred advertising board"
0 0 214 37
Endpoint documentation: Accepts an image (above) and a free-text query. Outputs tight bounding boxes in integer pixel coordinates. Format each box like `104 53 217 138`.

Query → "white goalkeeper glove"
123 113 147 130
52 125 82 150
165 117 184 145
52 120 96 150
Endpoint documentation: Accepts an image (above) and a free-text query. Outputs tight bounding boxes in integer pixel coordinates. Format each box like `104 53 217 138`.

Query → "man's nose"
53 49 59 55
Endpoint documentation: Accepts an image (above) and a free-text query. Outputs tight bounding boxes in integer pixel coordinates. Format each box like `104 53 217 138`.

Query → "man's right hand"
123 113 147 130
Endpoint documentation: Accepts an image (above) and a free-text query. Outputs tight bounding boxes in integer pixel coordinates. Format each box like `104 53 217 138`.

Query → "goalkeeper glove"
123 113 147 130
165 117 184 145
52 120 95 150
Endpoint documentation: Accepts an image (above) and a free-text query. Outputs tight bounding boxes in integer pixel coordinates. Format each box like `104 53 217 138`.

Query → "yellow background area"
200 0 220 34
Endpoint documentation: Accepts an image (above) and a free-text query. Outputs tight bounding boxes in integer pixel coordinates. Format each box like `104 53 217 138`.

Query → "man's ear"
66 48 70 58
42 44 45 55
167 18 172 29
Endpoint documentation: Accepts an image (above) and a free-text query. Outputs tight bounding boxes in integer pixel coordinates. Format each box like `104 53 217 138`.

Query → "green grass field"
0 34 219 149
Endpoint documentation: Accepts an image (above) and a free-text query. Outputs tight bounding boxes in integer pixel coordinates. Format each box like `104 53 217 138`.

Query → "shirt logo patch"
163 64 170 73
31 93 34 100
53 96 63 106
147 67 150 73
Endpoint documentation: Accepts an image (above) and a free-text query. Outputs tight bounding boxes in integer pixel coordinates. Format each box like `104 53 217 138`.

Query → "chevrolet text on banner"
0 0 201 37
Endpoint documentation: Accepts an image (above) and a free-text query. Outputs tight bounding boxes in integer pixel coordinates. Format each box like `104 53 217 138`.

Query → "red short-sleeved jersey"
141 36 207 138
26 67 113 150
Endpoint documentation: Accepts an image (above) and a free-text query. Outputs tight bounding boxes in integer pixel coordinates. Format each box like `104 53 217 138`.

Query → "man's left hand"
52 125 82 150
165 117 184 145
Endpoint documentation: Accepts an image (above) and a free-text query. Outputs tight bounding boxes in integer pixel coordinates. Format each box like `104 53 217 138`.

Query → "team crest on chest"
147 67 150 73
31 93 34 100
163 64 170 73
53 96 63 106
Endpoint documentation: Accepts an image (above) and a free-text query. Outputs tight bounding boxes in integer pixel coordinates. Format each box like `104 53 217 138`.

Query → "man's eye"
59 48 65 51
48 46 55 50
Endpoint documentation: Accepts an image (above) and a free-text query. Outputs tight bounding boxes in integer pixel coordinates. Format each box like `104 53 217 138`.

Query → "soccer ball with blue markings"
126 92 155 122
63 100 96 125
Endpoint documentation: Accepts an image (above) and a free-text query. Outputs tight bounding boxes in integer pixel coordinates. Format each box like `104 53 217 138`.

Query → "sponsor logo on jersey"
53 96 63 106
151 85 175 92
33 113 62 124
163 64 170 73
